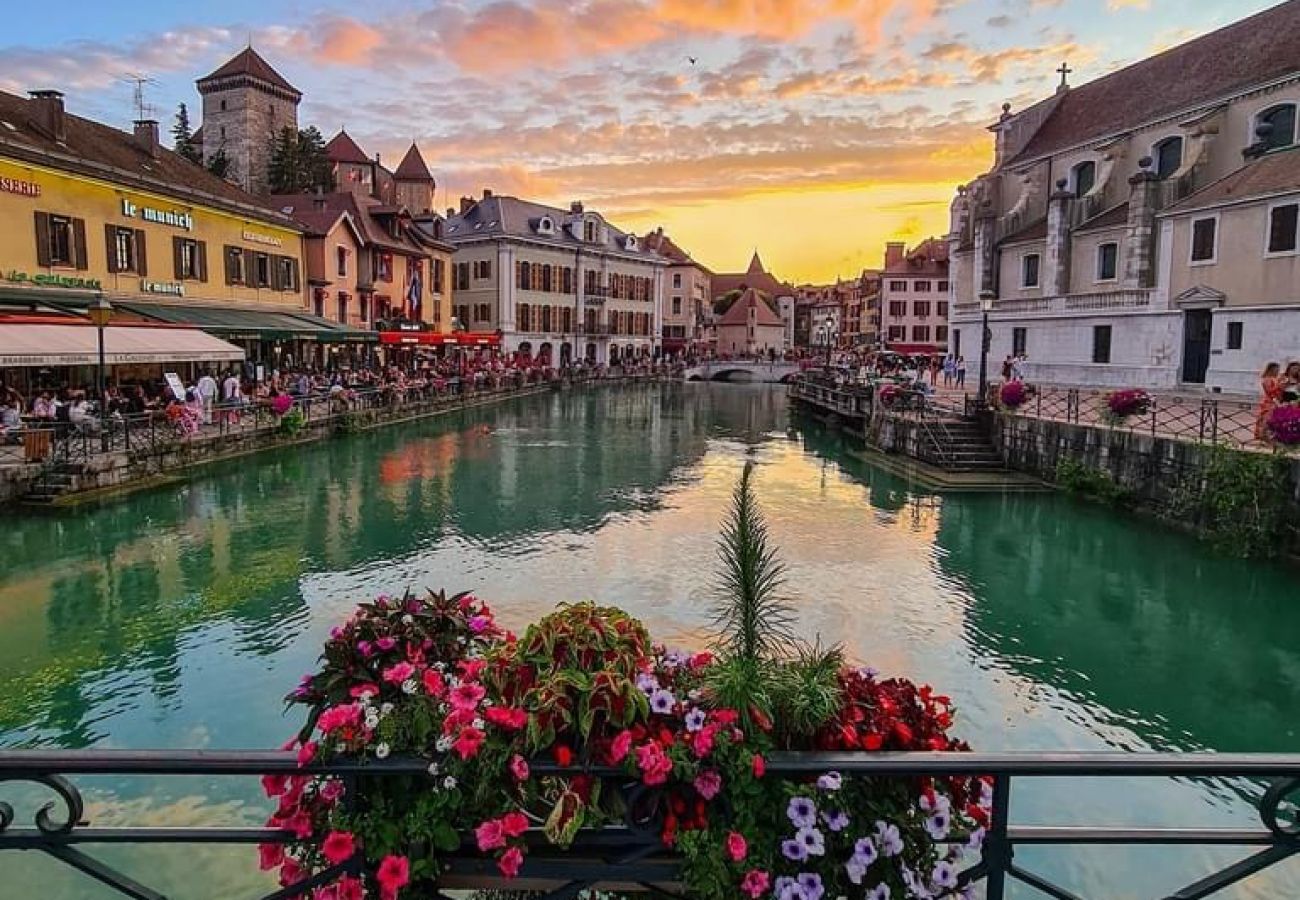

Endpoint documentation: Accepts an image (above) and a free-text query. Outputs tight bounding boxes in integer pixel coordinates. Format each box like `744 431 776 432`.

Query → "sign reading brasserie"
121 198 194 231
4 269 102 290
242 229 283 247
0 176 40 197
141 280 185 297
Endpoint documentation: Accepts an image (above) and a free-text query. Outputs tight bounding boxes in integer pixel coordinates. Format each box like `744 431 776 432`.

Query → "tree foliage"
171 103 202 165
206 143 231 179
267 126 335 194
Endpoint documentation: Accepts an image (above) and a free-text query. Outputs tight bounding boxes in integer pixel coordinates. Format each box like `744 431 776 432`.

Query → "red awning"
378 331 500 347
884 342 942 354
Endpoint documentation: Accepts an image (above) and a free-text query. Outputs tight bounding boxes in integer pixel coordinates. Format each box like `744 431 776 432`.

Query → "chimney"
28 90 66 143
374 152 381 165
884 242 906 269
570 201 584 214
460 196 474 215
482 189 493 199
447 207 455 218
133 119 160 158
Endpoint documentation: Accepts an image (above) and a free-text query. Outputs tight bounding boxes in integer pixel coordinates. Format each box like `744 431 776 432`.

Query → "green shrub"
1168 446 1290 558
1054 456 1134 508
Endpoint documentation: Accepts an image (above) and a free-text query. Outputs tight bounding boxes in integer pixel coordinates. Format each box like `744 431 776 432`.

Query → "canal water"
1 383 1296 898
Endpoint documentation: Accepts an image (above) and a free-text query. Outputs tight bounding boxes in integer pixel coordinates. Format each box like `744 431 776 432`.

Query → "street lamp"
976 291 994 407
821 315 838 368
86 297 113 450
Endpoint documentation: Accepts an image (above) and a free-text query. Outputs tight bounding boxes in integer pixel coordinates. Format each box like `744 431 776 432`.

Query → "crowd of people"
1256 360 1300 439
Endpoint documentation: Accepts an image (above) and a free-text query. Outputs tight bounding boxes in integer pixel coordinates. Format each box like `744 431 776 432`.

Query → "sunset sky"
0 0 1277 282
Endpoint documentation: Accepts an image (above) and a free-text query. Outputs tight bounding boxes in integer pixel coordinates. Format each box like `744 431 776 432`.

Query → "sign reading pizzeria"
0 176 40 197
121 198 194 231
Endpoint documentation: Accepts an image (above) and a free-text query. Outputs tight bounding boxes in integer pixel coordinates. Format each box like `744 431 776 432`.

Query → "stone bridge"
682 360 802 383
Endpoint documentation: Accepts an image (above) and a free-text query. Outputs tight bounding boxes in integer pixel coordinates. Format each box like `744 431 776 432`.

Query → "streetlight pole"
87 297 114 452
976 292 992 407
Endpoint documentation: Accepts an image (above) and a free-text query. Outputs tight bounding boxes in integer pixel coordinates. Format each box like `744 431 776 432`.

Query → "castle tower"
393 143 436 214
196 47 301 193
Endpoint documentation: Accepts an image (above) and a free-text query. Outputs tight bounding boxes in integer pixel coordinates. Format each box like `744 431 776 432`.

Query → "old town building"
276 132 454 359
197 47 301 195
712 252 796 348
949 1 1300 392
881 239 949 354
441 193 664 365
715 288 785 356
0 87 356 383
641 228 711 356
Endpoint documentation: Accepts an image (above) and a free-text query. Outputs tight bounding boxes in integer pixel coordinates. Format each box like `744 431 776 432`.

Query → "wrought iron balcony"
1 749 1296 900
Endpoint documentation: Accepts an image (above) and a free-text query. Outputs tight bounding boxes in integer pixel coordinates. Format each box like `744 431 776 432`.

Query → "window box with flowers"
262 468 990 900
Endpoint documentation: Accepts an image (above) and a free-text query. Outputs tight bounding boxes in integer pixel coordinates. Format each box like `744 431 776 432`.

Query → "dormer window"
624 235 637 251
537 216 554 235
1153 137 1183 180
583 220 597 242
1071 160 1096 198
1256 103 1297 151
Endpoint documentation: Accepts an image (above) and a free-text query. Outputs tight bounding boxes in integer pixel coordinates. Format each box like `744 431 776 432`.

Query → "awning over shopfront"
884 343 943 355
117 302 377 343
0 320 245 368
378 331 501 347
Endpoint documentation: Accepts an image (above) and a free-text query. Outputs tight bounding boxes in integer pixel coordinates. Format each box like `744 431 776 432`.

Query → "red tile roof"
325 129 371 165
394 143 433 181
883 237 950 274
1009 0 1300 165
718 288 783 327
1165 146 1300 214
712 252 793 299
274 191 426 255
0 89 297 229
196 47 300 98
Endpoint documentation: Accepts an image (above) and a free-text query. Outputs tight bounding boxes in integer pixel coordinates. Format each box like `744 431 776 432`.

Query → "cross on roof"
1057 62 1073 88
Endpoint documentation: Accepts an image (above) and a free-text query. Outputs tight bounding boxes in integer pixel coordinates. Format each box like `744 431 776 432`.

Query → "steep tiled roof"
274 192 425 255
718 288 783 327
394 143 433 181
197 47 300 98
326 130 371 165
1164 147 1300 214
1075 202 1130 232
1009 0 1300 165
712 252 793 299
0 90 296 229
443 194 657 259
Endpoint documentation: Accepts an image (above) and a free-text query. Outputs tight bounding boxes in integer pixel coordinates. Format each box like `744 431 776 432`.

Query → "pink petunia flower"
258 843 284 870
726 831 748 862
509 754 530 781
740 869 770 898
609 730 633 764
476 818 506 851
375 855 410 900
450 682 486 711
453 727 486 760
382 662 415 684
321 831 356 865
498 846 524 879
694 769 722 800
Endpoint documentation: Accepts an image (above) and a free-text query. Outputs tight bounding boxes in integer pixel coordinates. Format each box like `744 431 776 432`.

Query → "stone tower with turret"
196 47 301 194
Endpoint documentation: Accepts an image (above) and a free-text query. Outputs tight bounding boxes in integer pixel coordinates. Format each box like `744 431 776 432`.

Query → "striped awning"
0 321 245 368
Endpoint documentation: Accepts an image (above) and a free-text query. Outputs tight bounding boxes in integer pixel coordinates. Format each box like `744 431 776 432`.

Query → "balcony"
953 289 1154 319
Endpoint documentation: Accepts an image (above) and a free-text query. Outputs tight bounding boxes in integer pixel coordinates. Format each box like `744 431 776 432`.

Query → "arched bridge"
683 361 803 383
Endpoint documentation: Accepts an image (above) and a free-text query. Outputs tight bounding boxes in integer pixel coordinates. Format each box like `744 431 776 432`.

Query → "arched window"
1257 104 1297 150
1072 160 1096 197
1153 137 1183 179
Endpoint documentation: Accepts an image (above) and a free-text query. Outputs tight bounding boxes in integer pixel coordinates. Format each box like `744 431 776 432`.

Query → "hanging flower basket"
263 592 990 900
1102 389 1151 425
999 381 1029 409
1267 403 1300 446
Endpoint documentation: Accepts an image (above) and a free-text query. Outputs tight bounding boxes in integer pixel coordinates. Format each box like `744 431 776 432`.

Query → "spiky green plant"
771 640 845 743
709 462 795 661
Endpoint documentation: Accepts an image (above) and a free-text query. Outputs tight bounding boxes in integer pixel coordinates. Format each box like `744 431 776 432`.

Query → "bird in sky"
687 56 697 65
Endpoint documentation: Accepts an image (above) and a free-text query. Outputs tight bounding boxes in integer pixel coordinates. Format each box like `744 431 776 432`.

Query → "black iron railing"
1 749 1296 900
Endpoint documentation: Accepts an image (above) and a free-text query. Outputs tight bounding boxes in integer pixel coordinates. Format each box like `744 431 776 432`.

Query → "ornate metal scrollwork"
1259 777 1300 839
0 774 86 835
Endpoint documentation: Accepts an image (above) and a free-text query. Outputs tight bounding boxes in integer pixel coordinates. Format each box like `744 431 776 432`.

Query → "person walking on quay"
196 371 218 425
1256 361 1283 440
1012 353 1027 382
1282 361 1300 404
955 355 966 388
1001 355 1014 382
222 370 243 425
943 354 955 387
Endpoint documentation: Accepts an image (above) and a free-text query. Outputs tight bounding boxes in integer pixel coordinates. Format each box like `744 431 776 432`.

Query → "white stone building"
948 2 1300 393
442 193 665 364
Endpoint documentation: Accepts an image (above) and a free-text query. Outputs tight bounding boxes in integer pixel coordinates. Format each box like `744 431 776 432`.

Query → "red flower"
497 846 524 878
485 706 527 730
726 831 748 862
509 754 530 781
502 811 529 838
751 754 766 778
712 709 739 727
609 730 633 764
458 658 488 680
348 683 379 700
688 652 714 669
690 725 716 758
634 741 672 785
279 858 305 887
450 682 486 711
336 876 364 900
382 662 415 684
453 727 486 760
257 843 284 870
421 669 446 698
375 855 410 900
553 744 574 767
296 741 317 767
261 775 288 798
861 732 883 751
476 818 506 851
740 869 770 898
322 831 356 865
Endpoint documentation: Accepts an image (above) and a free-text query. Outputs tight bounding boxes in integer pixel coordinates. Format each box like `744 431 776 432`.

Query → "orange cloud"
314 18 383 64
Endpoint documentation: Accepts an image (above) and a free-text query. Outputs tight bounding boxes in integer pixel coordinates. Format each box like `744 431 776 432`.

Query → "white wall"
1206 305 1300 394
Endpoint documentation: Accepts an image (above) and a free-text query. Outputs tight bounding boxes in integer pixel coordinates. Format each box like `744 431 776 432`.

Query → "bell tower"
196 47 301 193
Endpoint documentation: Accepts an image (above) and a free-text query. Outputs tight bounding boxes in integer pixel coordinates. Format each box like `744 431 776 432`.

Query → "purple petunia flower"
649 688 675 714
865 885 891 900
875 821 903 857
773 876 805 900
816 771 842 791
925 808 951 841
967 826 986 851
781 838 808 862
797 872 825 900
787 796 817 828
932 860 958 890
846 857 868 886
853 836 878 867
795 825 825 857
684 708 707 732
822 810 849 832
635 672 659 693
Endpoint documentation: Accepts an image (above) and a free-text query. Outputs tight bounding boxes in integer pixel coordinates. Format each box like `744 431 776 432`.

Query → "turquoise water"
0 383 1297 898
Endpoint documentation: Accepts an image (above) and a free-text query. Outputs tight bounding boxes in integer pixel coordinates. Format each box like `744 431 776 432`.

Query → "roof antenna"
118 72 159 122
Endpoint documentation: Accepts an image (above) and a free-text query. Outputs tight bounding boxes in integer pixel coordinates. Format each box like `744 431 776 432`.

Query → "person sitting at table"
1 390 23 442
30 391 55 420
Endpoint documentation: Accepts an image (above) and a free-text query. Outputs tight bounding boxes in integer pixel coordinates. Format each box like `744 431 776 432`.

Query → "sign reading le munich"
122 198 194 231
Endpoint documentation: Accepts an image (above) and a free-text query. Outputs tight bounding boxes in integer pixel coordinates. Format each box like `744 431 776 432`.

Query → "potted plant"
998 381 1029 410
1101 388 1152 426
1266 404 1300 447
264 467 989 900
